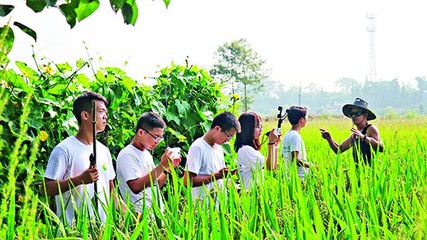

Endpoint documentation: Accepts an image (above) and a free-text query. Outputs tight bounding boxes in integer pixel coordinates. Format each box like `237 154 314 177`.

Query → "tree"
210 38 270 112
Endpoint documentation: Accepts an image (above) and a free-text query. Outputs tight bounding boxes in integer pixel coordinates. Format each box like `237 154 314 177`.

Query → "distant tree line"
251 77 427 117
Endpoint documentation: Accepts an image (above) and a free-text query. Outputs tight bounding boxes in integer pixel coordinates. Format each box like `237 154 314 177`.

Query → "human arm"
320 128 351 154
290 151 311 168
350 125 384 152
266 129 281 170
44 166 98 197
109 180 128 213
183 167 234 187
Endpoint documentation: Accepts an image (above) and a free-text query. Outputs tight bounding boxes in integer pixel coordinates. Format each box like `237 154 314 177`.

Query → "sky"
5 0 427 91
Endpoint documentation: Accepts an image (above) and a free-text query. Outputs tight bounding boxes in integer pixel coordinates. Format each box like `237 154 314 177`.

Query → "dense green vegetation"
1 76 426 238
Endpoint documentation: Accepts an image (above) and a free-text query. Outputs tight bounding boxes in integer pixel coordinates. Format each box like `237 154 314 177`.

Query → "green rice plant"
1 110 426 239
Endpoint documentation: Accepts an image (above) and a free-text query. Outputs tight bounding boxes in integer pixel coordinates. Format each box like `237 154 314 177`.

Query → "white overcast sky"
5 0 427 91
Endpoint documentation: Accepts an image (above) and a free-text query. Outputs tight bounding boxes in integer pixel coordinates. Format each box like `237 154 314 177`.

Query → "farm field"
1 116 426 239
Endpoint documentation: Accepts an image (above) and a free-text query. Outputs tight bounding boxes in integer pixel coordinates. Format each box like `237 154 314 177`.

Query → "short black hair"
211 112 241 133
73 91 109 124
136 112 166 133
286 106 307 125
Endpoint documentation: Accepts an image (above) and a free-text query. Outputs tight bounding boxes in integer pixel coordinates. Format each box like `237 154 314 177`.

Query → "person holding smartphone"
183 112 241 204
234 112 281 191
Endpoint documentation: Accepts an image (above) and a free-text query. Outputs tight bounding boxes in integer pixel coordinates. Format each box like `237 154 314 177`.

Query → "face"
254 121 262 139
89 100 108 133
140 127 164 150
216 126 237 144
349 108 365 123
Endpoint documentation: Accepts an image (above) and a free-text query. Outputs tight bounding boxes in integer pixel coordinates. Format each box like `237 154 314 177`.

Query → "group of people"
43 91 384 226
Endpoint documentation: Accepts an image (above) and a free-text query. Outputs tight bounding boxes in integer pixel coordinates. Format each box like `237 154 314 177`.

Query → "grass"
1 104 426 239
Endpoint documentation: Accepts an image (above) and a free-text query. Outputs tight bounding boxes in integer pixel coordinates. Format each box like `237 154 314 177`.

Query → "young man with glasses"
320 98 384 165
183 112 241 203
116 112 180 213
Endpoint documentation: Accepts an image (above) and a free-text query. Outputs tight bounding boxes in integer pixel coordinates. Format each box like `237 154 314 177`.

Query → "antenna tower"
366 12 376 81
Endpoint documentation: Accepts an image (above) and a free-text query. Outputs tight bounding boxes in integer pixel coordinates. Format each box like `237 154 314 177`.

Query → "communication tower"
366 12 377 81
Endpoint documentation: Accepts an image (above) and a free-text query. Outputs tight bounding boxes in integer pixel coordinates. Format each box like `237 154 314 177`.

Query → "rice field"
1 115 426 239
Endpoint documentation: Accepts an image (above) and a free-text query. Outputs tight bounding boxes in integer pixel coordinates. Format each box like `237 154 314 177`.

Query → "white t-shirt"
116 144 163 212
282 130 309 179
44 136 116 225
186 137 225 200
238 145 265 190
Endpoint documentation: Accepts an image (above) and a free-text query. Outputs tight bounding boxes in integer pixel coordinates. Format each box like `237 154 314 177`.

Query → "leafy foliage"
0 0 170 56
0 53 228 188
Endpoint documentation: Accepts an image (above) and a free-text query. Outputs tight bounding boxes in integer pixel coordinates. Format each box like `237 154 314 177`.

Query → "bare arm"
126 148 176 194
43 166 98 197
351 125 384 152
266 130 280 170
183 167 235 187
290 151 311 168
320 128 351 154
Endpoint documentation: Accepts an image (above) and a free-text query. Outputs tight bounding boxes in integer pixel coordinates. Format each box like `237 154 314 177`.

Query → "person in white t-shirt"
43 91 122 226
281 106 313 180
183 112 241 203
116 112 180 214
234 112 281 190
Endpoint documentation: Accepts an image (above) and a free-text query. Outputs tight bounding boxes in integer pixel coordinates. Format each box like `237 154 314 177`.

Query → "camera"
265 106 285 137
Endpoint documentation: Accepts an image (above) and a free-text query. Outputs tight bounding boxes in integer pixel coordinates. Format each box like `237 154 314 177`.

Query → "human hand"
319 128 332 140
350 128 364 140
80 166 99 184
268 129 281 145
214 167 236 179
160 148 174 170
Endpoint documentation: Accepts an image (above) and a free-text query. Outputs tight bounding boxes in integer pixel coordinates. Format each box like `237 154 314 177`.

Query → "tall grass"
1 104 426 239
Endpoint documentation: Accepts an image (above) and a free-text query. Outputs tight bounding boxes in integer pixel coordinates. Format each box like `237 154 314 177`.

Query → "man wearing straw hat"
319 98 384 165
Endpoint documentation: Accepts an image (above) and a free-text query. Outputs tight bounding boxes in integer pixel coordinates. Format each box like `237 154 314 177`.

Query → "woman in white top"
234 112 280 190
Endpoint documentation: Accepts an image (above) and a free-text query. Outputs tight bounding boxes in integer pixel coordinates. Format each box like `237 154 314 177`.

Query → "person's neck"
131 138 146 151
291 124 302 132
203 132 215 147
355 121 368 130
75 129 94 145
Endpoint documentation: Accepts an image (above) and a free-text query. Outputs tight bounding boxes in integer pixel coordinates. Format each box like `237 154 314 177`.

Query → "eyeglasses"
222 131 233 141
350 111 364 118
141 127 163 142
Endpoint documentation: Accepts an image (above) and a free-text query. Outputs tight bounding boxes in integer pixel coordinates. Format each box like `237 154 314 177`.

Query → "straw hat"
342 98 376 120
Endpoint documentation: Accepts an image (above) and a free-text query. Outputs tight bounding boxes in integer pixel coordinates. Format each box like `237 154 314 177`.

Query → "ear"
81 111 90 121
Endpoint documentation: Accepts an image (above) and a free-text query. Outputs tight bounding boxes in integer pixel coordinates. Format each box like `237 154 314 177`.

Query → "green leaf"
46 0 58 7
75 0 100 22
48 83 68 95
121 0 138 26
70 0 80 8
163 0 170 8
26 0 46 13
0 25 14 54
13 22 37 42
0 4 14 17
4 69 32 93
59 4 77 28
76 73 91 88
121 76 136 93
110 0 124 13
15 61 38 79
56 62 72 72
